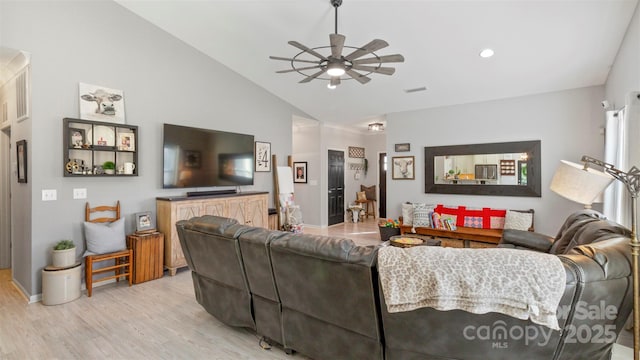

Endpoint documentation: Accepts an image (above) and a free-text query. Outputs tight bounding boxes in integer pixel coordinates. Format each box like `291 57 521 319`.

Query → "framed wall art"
79 82 126 124
293 161 307 183
392 156 415 180
348 146 365 158
395 143 410 152
16 140 27 183
255 141 271 172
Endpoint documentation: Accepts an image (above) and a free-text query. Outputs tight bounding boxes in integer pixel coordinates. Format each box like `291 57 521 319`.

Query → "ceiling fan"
269 0 405 88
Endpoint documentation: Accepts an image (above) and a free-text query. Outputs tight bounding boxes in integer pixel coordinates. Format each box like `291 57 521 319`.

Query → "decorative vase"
52 248 76 268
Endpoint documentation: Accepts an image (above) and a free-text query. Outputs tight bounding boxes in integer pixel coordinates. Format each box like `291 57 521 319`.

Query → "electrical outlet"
42 189 57 201
73 188 87 199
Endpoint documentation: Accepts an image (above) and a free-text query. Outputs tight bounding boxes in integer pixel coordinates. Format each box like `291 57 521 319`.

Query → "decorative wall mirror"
424 140 541 197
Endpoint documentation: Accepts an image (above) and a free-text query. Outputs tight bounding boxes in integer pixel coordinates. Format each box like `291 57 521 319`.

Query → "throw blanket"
378 246 566 330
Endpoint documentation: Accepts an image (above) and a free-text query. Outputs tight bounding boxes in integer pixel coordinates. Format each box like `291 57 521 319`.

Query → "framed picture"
392 156 415 180
69 128 85 148
255 141 271 172
16 140 27 183
117 132 135 151
79 82 126 124
293 161 307 183
395 143 410 152
184 150 201 168
135 212 156 233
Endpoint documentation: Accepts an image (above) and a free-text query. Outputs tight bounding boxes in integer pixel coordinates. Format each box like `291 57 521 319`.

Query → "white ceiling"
98 1 640 130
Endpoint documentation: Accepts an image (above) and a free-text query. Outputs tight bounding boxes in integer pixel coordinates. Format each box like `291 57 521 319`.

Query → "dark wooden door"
328 150 344 226
379 152 387 218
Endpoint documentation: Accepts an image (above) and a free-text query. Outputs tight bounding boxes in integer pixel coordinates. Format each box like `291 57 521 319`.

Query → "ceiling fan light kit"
270 0 404 88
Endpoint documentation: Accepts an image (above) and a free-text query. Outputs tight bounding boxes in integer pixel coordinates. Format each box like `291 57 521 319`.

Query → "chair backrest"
85 201 121 223
360 184 376 201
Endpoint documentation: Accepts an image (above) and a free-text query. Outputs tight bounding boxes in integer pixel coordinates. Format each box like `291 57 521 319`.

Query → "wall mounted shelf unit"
63 117 138 177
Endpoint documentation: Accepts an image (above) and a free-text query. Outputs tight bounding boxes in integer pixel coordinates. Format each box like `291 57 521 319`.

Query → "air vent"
404 86 427 94
15 70 29 122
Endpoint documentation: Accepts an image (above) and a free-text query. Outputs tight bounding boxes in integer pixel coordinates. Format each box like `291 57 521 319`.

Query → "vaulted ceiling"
33 2 640 130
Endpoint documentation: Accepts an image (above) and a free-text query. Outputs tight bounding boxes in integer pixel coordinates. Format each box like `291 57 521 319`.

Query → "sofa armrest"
498 229 553 252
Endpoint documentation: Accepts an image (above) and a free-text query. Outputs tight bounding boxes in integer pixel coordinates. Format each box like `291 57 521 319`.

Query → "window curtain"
603 108 629 226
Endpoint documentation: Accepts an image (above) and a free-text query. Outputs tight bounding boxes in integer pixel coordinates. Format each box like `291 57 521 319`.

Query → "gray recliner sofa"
176 211 633 360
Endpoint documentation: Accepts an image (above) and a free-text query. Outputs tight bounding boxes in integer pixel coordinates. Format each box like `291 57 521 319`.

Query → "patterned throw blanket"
378 246 566 330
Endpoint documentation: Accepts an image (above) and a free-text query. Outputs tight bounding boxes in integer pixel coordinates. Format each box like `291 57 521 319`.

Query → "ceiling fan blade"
269 56 321 64
345 69 371 84
330 33 345 58
276 65 322 74
288 41 327 60
299 69 326 83
330 77 341 87
344 39 389 61
352 54 405 65
351 65 396 75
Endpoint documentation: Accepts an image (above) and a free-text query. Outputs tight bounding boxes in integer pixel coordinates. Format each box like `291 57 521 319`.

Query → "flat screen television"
162 123 254 188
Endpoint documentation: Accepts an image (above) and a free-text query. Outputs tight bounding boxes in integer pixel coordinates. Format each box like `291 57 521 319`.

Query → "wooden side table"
126 232 164 284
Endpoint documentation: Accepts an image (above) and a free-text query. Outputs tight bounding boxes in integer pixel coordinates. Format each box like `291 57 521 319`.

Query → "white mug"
124 162 136 174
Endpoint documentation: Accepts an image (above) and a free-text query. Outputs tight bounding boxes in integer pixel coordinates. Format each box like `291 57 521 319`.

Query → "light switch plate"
42 189 57 201
73 188 87 199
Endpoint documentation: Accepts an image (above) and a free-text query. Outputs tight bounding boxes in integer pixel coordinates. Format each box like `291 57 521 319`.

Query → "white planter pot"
104 169 115 174
52 248 76 268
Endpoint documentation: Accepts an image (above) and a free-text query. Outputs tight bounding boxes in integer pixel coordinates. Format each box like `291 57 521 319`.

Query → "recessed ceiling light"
479 48 494 58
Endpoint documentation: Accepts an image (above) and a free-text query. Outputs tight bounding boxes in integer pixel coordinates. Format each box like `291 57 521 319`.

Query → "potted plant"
103 161 116 174
52 239 76 267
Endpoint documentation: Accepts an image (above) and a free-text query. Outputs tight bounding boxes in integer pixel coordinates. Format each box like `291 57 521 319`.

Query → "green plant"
54 239 75 250
103 161 116 170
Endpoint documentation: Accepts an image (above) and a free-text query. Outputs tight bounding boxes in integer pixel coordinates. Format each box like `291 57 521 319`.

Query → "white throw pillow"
402 203 414 226
504 210 533 231
83 218 126 256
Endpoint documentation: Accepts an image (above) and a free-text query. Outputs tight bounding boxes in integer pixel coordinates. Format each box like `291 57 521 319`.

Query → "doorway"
327 149 344 226
378 152 387 218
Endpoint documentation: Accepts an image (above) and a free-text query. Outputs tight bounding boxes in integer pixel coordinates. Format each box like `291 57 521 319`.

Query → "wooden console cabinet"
156 192 269 276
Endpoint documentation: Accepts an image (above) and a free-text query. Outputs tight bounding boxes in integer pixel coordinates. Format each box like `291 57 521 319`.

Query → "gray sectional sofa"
176 212 633 360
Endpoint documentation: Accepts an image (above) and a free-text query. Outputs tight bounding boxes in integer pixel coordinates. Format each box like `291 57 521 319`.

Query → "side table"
127 232 164 284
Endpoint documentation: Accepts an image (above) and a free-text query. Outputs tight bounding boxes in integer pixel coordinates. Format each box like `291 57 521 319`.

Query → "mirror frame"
424 140 541 197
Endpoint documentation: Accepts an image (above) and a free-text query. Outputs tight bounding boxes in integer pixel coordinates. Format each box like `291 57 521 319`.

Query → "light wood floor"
0 217 634 359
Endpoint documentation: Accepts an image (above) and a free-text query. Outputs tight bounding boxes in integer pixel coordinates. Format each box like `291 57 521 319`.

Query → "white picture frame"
79 82 126 124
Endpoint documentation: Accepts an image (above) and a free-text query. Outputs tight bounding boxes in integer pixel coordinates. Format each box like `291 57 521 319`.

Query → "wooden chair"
355 191 376 219
85 201 133 297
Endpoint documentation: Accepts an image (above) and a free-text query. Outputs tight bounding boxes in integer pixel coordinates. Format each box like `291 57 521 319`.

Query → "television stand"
186 189 237 197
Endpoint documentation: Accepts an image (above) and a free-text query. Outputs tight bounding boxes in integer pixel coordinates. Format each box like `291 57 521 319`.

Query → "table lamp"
551 155 640 360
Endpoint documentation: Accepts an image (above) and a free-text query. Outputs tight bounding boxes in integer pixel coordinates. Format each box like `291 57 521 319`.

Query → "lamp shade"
550 160 614 205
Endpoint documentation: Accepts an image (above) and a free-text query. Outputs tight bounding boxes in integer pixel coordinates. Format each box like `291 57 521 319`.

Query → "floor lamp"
551 155 640 360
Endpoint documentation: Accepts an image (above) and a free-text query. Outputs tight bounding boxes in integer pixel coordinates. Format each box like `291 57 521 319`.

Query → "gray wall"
385 86 607 236
1 0 308 297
